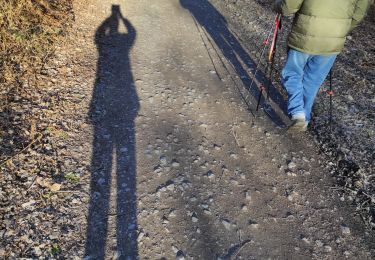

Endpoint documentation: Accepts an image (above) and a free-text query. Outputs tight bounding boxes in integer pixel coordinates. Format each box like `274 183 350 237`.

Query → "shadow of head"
112 4 120 11
179 0 227 25
99 4 123 37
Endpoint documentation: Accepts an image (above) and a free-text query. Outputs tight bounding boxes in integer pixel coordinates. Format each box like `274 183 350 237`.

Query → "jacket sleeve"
350 0 373 31
275 0 304 16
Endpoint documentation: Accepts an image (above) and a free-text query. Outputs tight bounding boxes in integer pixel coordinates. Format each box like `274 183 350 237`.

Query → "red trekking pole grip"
268 14 281 62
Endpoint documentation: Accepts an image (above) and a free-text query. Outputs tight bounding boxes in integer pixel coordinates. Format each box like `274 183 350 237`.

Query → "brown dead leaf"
50 183 62 192
36 177 51 188
36 177 62 191
6 159 15 169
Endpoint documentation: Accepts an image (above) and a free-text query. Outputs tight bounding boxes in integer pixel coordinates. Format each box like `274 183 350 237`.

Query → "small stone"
222 219 232 230
324 245 332 253
245 191 251 201
154 165 163 175
347 95 354 101
160 156 167 166
200 204 209 209
340 225 351 235
301 237 310 244
302 157 310 162
120 147 128 152
172 160 180 168
97 178 105 185
33 247 42 256
241 205 248 212
49 233 59 240
230 153 238 159
128 223 136 230
288 161 297 170
206 170 215 179
167 183 175 191
214 144 221 150
203 209 212 215
248 220 259 229
112 251 121 259
137 230 145 242
315 240 324 247
192 213 198 223
169 210 176 218
21 200 36 209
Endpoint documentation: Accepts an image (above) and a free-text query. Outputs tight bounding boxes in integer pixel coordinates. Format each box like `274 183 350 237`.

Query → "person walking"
274 0 373 132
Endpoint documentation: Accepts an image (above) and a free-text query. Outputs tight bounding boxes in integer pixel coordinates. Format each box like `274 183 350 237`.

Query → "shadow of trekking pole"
180 0 288 127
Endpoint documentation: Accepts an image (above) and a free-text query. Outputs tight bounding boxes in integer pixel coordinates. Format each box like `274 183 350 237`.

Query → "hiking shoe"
287 118 308 132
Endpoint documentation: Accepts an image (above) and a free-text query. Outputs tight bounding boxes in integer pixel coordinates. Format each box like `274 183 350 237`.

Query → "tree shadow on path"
180 0 288 126
85 5 139 259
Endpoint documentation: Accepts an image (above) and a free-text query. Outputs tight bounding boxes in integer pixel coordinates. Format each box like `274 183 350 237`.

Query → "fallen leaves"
36 177 62 192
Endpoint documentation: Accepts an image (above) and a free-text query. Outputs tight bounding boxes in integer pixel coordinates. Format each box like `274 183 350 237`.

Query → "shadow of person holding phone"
85 5 139 259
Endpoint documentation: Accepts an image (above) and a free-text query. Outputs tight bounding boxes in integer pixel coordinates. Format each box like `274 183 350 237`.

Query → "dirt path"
22 0 374 258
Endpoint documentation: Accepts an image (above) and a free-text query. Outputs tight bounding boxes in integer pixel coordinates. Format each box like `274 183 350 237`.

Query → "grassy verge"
0 0 73 161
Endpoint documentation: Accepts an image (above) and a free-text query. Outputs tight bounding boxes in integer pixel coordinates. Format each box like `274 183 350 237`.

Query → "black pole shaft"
256 64 268 111
266 40 277 101
256 16 281 111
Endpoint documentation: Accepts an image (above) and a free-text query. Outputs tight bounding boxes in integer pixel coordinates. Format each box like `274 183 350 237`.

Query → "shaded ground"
1 0 374 259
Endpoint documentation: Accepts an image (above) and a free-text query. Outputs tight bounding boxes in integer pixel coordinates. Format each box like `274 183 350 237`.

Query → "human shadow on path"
85 5 139 259
180 0 287 126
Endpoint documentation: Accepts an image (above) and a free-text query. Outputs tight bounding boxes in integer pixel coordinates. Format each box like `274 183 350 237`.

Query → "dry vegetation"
0 1 74 256
0 0 73 162
0 1 79 256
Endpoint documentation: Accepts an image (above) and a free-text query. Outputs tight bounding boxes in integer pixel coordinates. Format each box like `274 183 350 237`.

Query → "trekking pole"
266 16 282 101
328 69 334 132
256 14 281 111
245 14 281 101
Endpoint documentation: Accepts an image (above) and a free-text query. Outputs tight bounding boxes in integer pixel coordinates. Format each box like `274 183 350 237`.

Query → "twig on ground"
26 176 38 192
231 240 252 259
0 133 42 167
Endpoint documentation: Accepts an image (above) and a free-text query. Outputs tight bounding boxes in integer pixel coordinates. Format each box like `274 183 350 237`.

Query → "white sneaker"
288 118 308 132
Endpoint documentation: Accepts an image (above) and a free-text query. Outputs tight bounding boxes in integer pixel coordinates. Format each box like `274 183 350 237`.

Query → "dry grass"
0 0 73 87
0 0 73 160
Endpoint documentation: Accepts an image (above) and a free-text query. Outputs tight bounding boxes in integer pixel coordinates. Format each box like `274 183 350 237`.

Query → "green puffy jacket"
277 0 373 55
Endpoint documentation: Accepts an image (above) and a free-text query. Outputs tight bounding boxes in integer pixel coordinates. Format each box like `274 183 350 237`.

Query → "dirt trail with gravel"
3 0 374 259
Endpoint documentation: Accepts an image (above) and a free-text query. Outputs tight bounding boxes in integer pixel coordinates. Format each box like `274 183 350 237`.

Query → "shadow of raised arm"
122 17 137 46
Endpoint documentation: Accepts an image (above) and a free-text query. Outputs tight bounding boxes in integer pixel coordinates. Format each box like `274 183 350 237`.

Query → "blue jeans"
282 49 337 122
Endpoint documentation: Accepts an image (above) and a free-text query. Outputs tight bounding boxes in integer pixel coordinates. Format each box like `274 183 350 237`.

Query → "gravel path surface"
209 0 375 230
1 0 374 259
